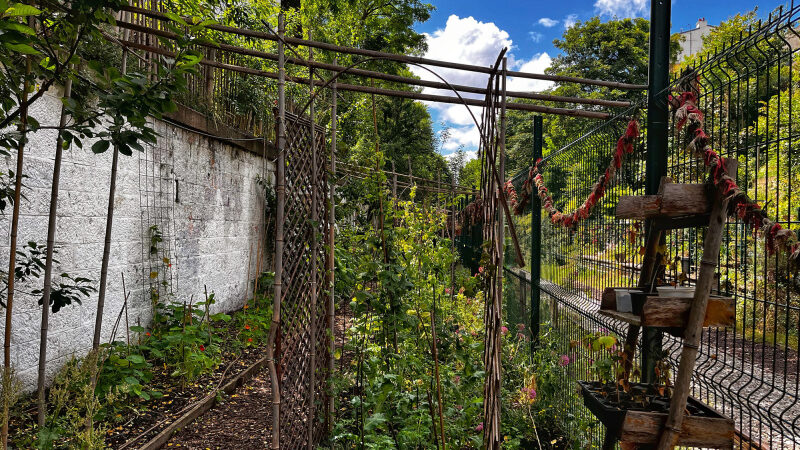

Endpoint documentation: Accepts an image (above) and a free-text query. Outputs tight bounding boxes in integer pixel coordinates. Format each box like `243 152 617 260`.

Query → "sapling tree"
0 0 207 437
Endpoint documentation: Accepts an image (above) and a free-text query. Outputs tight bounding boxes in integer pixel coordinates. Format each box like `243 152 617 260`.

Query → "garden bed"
8 301 274 449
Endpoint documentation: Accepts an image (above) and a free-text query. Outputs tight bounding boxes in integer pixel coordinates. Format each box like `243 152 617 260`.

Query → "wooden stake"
266 13 286 450
5 47 32 444
430 287 446 448
94 48 129 350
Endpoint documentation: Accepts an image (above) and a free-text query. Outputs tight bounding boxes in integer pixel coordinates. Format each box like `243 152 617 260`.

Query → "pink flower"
522 387 537 401
517 323 525 331
445 287 451 294
501 326 509 335
516 332 527 341
455 404 463 411
454 375 461 384
475 422 484 432
459 287 465 294
559 355 570 366
478 266 484 274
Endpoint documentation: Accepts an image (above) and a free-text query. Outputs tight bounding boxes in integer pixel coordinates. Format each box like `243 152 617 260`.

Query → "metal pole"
642 0 671 384
326 56 337 434
307 31 317 450
530 116 542 351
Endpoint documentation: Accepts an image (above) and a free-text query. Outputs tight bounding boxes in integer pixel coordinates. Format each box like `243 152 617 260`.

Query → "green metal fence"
504 4 800 448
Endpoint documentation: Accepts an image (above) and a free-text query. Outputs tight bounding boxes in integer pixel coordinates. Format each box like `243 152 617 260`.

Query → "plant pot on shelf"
577 380 734 448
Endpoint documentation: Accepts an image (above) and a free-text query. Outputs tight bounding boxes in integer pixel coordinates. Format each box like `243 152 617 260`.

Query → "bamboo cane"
266 12 286 450
5 48 32 443
93 47 129 350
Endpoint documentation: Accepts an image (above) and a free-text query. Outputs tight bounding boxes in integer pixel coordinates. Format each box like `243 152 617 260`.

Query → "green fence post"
642 0 671 384
530 115 542 351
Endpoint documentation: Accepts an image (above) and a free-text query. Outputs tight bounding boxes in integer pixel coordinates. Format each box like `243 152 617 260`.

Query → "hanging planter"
578 381 734 447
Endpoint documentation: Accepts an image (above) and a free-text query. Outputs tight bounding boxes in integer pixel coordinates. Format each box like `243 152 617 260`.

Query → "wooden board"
641 295 735 328
660 183 710 217
620 407 735 448
616 183 709 221
598 309 641 326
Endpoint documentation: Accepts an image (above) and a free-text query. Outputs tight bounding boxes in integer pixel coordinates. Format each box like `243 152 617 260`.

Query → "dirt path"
165 304 352 449
167 370 274 449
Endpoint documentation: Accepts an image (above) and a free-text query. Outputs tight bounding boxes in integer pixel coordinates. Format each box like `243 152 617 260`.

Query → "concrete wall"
0 87 273 390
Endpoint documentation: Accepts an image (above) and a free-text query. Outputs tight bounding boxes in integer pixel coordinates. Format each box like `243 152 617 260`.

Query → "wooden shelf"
600 287 734 330
598 309 641 326
616 181 712 226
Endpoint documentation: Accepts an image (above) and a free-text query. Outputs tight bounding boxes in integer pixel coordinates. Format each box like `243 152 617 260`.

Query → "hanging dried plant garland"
515 119 640 227
671 75 800 260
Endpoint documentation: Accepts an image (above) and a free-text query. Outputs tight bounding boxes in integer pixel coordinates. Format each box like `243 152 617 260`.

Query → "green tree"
505 17 681 174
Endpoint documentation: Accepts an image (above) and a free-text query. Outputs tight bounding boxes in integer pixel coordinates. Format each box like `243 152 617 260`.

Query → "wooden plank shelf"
600 287 734 330
616 181 711 224
598 309 641 326
579 381 735 448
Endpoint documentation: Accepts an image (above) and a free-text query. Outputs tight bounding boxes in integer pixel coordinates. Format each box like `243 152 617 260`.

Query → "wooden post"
267 12 286 450
656 160 737 450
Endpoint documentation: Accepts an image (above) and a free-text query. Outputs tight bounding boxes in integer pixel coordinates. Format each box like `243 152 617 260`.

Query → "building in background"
676 18 715 60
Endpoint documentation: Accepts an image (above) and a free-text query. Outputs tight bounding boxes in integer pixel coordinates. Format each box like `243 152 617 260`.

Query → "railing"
506 4 800 448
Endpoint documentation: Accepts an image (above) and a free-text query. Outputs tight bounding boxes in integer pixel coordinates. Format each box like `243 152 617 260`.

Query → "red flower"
248 338 253 342
199 345 205 352
145 332 151 337
245 324 251 330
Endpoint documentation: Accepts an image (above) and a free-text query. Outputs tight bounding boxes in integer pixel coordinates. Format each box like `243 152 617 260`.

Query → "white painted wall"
677 19 715 61
0 87 273 390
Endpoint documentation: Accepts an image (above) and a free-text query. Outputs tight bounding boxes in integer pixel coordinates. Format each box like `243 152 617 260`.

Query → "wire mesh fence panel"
278 110 329 449
505 5 800 449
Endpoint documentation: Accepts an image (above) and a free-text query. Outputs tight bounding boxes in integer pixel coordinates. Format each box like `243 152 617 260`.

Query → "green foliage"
35 273 96 314
36 352 112 450
97 341 160 404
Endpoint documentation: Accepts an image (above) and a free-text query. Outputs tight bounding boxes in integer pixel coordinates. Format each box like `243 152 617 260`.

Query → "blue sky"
409 0 777 160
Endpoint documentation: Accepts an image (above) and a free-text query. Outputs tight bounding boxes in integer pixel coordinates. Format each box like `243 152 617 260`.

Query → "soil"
164 302 352 449
104 315 271 449
166 371 274 449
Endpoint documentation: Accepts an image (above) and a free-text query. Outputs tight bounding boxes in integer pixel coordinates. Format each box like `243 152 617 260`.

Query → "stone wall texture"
0 88 273 390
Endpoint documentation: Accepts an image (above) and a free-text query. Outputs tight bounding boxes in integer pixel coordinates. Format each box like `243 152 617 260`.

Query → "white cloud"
410 15 513 92
441 126 481 152
508 53 553 92
529 31 544 43
594 0 648 17
410 15 554 155
563 14 579 29
538 17 558 27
